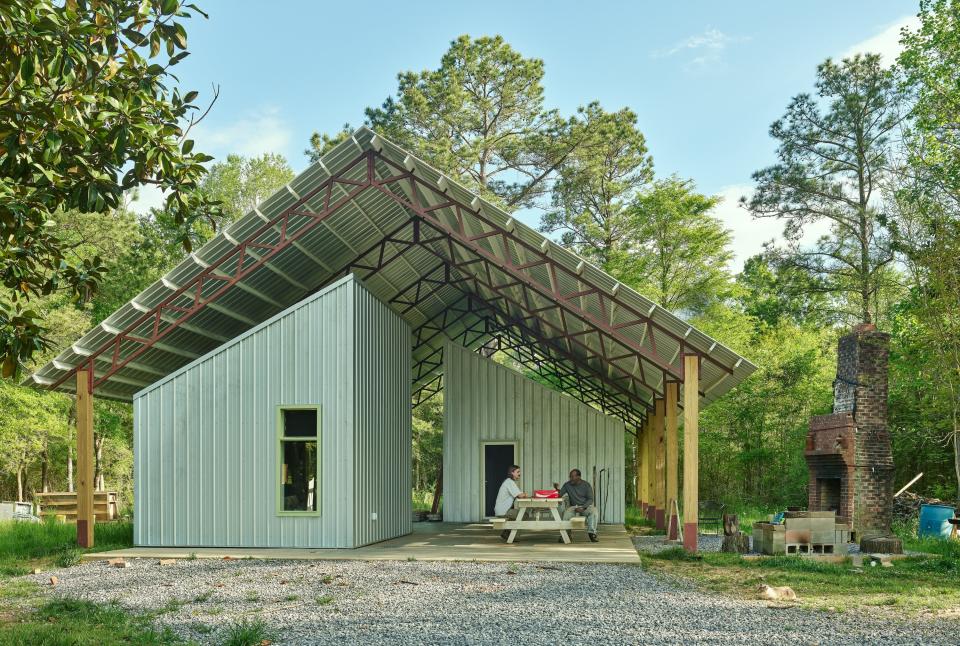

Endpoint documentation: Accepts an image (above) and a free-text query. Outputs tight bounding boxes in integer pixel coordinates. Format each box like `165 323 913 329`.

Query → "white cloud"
654 28 749 68
191 106 293 159
713 184 833 272
840 15 919 65
126 184 167 215
713 184 779 271
124 107 293 214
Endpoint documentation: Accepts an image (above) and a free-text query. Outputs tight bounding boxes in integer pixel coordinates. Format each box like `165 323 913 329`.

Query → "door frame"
479 440 520 520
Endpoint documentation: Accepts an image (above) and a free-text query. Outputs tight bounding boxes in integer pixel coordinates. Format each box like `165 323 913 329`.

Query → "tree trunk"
67 399 76 492
16 465 24 502
430 465 443 515
41 442 50 493
94 434 104 491
954 420 960 500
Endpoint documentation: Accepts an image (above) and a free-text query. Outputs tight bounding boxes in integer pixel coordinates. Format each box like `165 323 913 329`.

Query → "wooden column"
76 369 95 548
639 417 649 515
645 415 655 521
683 355 699 553
635 428 644 511
665 381 679 540
654 398 666 530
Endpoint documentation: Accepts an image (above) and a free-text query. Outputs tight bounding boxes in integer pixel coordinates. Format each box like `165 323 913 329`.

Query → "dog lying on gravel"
756 583 798 601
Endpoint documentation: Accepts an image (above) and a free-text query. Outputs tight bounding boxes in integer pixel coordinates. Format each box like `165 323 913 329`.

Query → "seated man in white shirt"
494 464 529 540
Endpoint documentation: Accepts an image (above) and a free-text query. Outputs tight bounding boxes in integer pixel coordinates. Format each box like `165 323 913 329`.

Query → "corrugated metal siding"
442 342 625 523
352 284 412 546
134 275 410 548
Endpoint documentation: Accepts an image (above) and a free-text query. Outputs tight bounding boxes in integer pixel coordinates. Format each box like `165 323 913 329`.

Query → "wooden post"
665 381 679 540
634 429 643 511
645 415 655 521
639 417 648 515
654 398 666 530
683 355 699 553
76 369 95 548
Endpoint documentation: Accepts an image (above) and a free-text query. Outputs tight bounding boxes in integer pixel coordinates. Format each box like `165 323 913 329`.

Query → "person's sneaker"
500 530 509 541
589 533 599 542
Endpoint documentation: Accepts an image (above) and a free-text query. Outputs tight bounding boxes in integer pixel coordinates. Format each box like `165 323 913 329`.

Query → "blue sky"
141 0 919 270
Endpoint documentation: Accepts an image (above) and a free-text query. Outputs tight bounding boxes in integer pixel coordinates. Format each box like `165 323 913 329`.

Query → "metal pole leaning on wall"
76 369 95 548
683 355 700 553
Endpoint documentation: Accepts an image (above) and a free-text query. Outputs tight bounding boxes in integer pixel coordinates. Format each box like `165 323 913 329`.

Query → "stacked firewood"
893 491 958 523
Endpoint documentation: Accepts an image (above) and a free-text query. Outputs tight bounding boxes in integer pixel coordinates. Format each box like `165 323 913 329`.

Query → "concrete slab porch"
85 522 639 564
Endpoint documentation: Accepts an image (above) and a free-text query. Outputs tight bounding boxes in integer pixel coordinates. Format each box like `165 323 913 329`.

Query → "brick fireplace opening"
805 324 894 541
817 478 841 513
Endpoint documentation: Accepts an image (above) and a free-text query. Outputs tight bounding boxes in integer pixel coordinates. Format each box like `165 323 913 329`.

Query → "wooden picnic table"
491 498 585 544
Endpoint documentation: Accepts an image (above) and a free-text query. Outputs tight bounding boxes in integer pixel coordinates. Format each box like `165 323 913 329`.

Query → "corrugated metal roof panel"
28 126 756 427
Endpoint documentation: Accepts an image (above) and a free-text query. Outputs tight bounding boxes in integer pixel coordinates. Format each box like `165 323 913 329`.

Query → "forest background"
2 0 958 513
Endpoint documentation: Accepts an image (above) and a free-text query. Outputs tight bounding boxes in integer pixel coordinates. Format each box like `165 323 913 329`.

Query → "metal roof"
26 127 756 430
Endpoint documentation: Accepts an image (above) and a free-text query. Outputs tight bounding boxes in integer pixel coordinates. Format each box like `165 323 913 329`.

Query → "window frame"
276 405 321 517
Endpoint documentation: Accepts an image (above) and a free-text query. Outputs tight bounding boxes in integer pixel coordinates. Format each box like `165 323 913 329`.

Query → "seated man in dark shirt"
553 468 598 542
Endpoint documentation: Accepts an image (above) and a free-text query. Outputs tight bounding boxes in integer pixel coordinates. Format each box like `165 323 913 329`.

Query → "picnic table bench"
490 498 586 544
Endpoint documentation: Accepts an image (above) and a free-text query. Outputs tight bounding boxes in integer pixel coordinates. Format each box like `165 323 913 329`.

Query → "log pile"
893 492 959 523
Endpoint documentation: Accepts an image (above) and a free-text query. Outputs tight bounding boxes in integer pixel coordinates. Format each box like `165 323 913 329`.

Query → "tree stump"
723 513 739 536
860 536 903 554
722 532 751 553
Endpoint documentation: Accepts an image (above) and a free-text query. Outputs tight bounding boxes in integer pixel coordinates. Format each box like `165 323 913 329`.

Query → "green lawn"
640 520 960 615
0 521 169 645
0 598 187 646
0 519 133 576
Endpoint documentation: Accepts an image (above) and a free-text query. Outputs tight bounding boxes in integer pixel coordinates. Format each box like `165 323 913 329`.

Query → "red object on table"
533 489 559 499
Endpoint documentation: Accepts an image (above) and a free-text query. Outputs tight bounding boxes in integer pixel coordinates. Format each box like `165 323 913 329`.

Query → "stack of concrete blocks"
753 511 850 555
752 522 785 555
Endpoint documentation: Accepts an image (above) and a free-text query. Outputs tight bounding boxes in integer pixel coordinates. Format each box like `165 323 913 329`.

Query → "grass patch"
0 519 133 577
315 594 334 605
53 548 82 569
623 505 665 534
222 617 274 646
412 490 436 512
243 591 260 602
0 598 182 645
153 599 185 616
192 590 214 603
642 547 960 614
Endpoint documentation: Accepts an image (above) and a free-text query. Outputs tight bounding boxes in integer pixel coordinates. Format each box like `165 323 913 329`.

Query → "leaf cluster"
0 0 217 375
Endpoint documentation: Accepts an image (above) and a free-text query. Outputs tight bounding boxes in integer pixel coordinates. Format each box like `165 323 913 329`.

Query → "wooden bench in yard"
33 491 119 522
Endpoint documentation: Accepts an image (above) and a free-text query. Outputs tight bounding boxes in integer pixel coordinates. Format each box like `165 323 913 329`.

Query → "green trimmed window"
278 407 319 513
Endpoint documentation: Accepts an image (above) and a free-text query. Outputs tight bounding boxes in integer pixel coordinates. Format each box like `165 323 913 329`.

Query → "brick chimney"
806 324 894 540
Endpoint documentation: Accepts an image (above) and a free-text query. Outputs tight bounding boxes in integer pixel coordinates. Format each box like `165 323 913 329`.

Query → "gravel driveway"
30 558 957 645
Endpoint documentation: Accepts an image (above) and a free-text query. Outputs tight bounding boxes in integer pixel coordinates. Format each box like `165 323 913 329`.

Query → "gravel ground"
28 558 960 645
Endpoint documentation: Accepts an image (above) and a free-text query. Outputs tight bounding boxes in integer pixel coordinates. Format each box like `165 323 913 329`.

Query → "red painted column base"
77 519 92 548
646 506 657 521
683 522 698 552
655 508 665 530
668 513 679 540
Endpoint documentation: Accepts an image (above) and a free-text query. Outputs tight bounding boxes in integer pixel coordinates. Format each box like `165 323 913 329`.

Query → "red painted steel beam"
372 175 685 389
371 151 730 378
48 150 376 393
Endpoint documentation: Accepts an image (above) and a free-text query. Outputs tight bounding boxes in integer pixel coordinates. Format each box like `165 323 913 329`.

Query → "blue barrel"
918 504 956 539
